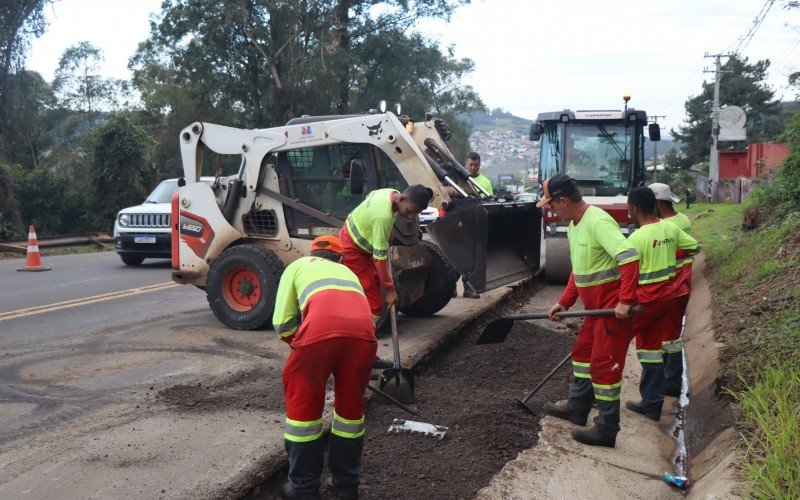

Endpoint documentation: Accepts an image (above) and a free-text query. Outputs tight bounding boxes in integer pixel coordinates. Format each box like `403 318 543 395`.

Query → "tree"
89 114 156 227
0 165 24 239
671 56 782 169
132 0 481 172
0 70 54 168
53 42 126 123
0 0 49 134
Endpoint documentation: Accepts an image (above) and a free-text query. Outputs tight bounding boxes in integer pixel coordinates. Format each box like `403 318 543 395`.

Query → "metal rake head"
387 418 448 440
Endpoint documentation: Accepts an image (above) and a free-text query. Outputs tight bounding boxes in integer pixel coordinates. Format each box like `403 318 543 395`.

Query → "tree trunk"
335 0 352 115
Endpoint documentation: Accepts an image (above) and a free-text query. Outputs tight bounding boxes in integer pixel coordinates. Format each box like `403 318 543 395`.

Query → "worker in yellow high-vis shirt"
625 187 699 421
649 182 694 397
274 235 376 500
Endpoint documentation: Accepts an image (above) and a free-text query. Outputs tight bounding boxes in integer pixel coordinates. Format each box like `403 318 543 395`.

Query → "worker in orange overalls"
649 182 694 397
273 235 376 499
625 187 699 421
539 174 640 448
338 185 432 369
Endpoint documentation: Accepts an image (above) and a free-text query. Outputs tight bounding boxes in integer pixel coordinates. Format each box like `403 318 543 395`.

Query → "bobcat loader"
171 112 541 330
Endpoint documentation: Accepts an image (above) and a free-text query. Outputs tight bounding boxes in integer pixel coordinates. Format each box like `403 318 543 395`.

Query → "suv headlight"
118 213 130 227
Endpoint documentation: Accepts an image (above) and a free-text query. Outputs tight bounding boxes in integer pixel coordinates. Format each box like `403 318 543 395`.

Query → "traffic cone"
17 225 51 272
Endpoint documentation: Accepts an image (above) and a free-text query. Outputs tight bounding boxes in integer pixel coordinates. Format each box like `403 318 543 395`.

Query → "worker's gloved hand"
614 302 632 319
384 288 398 308
548 303 567 322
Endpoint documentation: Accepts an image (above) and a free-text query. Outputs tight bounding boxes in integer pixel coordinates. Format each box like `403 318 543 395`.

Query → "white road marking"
0 282 179 322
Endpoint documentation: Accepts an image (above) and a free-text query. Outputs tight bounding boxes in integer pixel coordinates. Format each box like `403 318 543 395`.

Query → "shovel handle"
365 384 419 417
505 305 643 321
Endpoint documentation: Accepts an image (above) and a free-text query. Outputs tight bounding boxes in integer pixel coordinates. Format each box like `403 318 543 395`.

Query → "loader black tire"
206 244 284 330
398 240 458 317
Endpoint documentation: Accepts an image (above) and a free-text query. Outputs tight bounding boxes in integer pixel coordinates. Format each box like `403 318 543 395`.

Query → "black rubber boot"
285 439 324 497
323 477 359 500
625 400 661 421
638 363 665 418
593 399 621 436
543 378 593 426
327 435 363 499
663 351 683 397
282 482 322 499
571 425 616 448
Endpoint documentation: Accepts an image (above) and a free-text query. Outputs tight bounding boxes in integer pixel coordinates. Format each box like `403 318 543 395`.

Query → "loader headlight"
119 213 130 227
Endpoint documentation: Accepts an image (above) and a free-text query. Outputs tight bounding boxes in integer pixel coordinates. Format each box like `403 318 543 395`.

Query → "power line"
733 0 776 56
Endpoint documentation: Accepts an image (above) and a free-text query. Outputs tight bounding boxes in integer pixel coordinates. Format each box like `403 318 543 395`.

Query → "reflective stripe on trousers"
662 338 683 354
331 411 365 439
637 349 664 364
285 417 324 443
572 360 591 379
593 381 622 401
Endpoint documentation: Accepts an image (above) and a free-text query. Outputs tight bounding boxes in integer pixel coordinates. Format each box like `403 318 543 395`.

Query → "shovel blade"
475 318 515 345
514 397 536 415
388 419 448 440
379 368 415 405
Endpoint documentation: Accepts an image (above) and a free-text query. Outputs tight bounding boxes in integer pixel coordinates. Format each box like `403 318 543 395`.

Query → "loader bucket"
427 199 541 292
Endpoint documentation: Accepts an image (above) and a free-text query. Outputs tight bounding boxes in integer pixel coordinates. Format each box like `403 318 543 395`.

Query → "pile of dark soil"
255 315 577 499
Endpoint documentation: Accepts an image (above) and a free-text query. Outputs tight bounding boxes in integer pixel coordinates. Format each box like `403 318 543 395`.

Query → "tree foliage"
53 42 127 122
1 1 485 238
671 56 782 169
0 0 49 133
89 114 156 227
130 0 482 170
0 70 54 168
750 108 800 218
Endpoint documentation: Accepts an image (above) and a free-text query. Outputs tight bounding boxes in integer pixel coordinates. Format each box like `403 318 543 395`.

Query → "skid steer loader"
171 112 541 330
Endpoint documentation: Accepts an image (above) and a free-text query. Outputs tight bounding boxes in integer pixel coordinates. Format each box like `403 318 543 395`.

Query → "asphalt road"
0 250 516 498
0 251 290 497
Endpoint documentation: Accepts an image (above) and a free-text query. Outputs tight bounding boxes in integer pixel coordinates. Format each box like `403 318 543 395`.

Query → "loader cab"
535 109 647 197
274 142 408 238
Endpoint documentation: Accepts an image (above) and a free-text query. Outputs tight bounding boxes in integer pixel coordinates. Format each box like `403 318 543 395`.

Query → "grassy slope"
685 203 800 498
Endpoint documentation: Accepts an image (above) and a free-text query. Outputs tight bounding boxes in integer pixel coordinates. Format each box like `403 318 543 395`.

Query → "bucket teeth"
387 418 448 440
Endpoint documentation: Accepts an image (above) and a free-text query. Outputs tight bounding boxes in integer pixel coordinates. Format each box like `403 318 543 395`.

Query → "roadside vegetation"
686 121 800 496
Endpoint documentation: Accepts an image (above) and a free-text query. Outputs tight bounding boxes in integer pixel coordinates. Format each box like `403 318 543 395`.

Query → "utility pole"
704 52 732 203
649 115 666 183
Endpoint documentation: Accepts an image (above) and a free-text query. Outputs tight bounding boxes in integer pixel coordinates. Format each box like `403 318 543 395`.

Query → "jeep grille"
129 213 171 228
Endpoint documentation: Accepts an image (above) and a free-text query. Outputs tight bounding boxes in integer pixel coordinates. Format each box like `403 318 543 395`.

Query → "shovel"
515 352 572 414
475 306 643 345
379 304 415 404
365 384 448 440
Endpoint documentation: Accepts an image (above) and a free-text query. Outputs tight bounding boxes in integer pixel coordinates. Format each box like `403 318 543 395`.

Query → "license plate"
134 236 157 244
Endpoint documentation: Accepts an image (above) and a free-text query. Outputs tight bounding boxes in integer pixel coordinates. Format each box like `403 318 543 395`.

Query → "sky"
26 0 800 135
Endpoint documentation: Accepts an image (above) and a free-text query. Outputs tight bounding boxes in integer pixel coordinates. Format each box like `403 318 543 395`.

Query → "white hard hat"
648 183 680 203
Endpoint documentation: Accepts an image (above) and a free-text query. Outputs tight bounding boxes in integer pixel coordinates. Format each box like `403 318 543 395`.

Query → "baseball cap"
311 235 344 255
536 174 577 208
648 183 680 203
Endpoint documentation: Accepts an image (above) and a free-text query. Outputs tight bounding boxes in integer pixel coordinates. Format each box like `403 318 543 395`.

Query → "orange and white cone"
17 225 51 272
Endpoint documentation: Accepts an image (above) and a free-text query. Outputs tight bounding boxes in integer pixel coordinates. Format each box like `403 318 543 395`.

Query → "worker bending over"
625 187 699 421
273 235 376 499
649 183 694 397
338 185 433 323
539 174 639 448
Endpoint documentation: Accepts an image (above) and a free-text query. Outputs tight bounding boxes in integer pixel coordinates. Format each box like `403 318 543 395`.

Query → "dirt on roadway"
254 298 578 499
